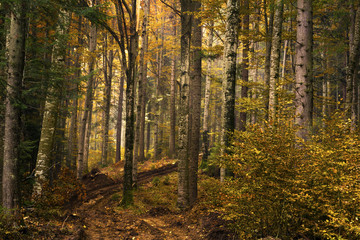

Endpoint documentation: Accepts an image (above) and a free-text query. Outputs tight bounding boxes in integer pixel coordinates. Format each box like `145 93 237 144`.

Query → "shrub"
208 113 360 239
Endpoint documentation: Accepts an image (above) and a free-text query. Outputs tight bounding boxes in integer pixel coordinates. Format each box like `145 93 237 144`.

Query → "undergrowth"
204 112 360 239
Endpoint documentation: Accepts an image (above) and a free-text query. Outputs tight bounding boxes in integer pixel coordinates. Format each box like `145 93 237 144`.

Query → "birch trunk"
201 22 214 167
139 0 150 162
177 0 193 209
116 75 125 163
268 0 284 122
77 21 97 179
169 13 177 159
33 91 58 196
101 34 113 166
220 0 239 182
264 0 274 120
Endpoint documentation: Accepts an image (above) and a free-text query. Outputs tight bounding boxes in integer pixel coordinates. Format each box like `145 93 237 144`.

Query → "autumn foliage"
204 112 360 239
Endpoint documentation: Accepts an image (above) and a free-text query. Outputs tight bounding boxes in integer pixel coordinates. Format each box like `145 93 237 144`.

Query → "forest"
1 0 360 239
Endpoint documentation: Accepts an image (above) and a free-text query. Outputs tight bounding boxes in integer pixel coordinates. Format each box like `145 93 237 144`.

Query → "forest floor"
19 159 236 240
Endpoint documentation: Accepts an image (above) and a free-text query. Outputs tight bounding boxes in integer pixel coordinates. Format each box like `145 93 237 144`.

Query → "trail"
64 162 205 240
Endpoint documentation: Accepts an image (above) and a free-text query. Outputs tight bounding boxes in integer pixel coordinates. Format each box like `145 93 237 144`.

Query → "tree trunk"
201 22 214 168
116 75 125 163
121 0 139 206
77 21 97 179
169 13 177 159
264 0 275 120
189 0 201 206
154 14 165 160
33 90 58 197
101 33 113 166
220 0 240 182
268 0 284 122
239 0 250 131
2 0 26 211
139 0 150 163
83 94 94 173
347 5 360 131
66 17 82 170
295 0 313 140
177 0 193 210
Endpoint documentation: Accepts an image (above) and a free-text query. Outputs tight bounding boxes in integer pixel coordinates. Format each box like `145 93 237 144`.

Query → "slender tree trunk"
154 15 165 160
83 95 94 173
139 0 150 163
67 17 82 170
2 0 26 211
201 22 214 167
220 0 240 182
189 0 201 206
33 90 58 196
264 0 275 120
177 0 193 209
347 5 360 131
239 0 249 131
122 0 139 206
295 0 313 140
77 21 97 179
116 74 125 163
268 0 284 122
101 34 113 166
169 13 177 159
146 102 151 156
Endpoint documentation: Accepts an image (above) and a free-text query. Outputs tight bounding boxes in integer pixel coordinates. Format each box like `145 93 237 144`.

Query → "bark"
189 0 201 206
77 21 97 179
295 0 313 140
146 102 151 155
139 0 150 163
264 0 275 120
154 14 165 160
120 0 139 206
169 13 177 159
177 0 193 209
201 22 214 167
101 34 113 166
67 18 82 169
268 0 284 122
116 75 125 163
220 0 240 182
33 90 58 197
347 5 360 131
83 94 94 173
239 0 250 131
2 0 26 211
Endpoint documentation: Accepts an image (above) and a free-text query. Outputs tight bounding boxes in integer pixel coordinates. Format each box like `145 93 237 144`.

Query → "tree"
113 0 139 206
101 33 114 166
220 0 240 182
2 0 27 212
346 4 360 131
138 0 150 163
239 0 249 131
295 0 313 140
201 22 214 167
268 0 284 122
77 18 97 179
189 0 201 205
169 11 177 159
177 0 193 209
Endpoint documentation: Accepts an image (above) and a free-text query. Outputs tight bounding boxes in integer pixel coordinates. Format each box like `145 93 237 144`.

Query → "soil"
20 160 236 240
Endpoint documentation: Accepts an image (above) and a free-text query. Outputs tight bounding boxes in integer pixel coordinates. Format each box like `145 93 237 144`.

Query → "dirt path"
65 162 205 239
